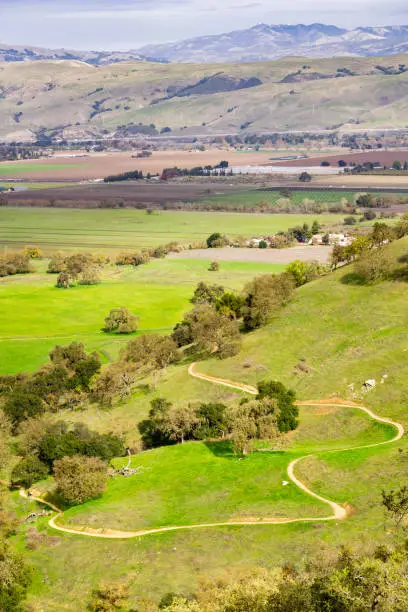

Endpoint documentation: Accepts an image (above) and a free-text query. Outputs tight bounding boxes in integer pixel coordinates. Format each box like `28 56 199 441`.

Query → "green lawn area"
0 207 345 253
0 163 86 175
59 443 326 531
0 258 285 374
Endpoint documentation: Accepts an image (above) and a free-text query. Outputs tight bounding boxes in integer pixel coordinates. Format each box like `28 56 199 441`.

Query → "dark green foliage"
257 380 298 433
3 389 44 427
38 423 125 468
194 403 228 439
104 169 143 182
298 171 312 182
171 322 193 347
139 398 174 449
11 456 49 488
69 355 101 390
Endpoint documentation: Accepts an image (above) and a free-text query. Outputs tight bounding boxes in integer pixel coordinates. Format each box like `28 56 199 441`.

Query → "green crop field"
0 163 86 175
0 207 346 253
201 189 361 209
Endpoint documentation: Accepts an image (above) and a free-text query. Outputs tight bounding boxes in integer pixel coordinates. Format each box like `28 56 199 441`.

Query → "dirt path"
20 364 404 539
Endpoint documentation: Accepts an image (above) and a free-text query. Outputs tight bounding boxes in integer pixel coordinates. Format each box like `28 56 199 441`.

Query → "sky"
1 0 408 50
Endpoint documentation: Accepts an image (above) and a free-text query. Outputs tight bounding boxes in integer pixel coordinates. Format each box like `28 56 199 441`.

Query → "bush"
344 216 357 226
354 247 393 283
192 282 225 304
11 456 49 488
209 261 220 271
115 251 149 267
54 455 108 505
122 334 179 369
298 171 312 182
286 260 327 287
243 273 295 330
104 308 139 334
56 271 70 288
207 233 228 248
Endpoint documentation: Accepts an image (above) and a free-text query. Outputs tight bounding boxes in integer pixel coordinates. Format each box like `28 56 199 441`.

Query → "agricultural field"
0 149 275 181
0 182 75 191
0 207 346 253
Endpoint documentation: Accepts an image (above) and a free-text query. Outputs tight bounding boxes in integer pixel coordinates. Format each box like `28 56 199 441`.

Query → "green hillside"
4 234 408 609
1 54 408 140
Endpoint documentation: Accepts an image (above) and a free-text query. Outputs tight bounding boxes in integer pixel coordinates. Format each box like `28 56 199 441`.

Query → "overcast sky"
1 0 408 50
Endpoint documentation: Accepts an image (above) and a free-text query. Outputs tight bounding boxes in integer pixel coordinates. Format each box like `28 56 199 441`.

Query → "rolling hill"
1 53 408 141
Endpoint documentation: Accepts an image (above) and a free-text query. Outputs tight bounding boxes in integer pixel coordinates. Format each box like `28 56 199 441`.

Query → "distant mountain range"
137 23 408 63
0 44 163 66
3 25 408 66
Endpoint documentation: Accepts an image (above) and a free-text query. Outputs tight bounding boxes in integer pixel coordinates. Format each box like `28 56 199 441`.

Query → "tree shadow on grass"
204 440 287 460
340 272 369 286
389 267 408 282
204 440 235 458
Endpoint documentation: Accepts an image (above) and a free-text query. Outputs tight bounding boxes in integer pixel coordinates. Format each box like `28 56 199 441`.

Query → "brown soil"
0 149 275 181
170 246 332 264
271 150 408 168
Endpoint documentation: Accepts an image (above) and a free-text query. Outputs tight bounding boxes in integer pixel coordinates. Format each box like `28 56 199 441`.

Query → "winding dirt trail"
21 364 404 539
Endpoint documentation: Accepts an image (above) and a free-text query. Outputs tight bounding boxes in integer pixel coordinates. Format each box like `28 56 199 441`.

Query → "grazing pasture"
0 258 285 374
0 207 345 253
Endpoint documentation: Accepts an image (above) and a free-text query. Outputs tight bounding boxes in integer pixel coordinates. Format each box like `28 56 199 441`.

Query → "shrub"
104 308 139 334
207 233 228 248
209 261 220 271
79 266 101 285
344 216 357 226
192 282 225 304
354 247 393 283
115 251 148 266
298 171 312 182
243 273 295 330
122 334 179 369
56 271 70 288
53 455 108 505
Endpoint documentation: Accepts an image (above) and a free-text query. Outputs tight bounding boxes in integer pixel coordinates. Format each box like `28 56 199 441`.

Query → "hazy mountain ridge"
0 43 163 66
137 23 408 63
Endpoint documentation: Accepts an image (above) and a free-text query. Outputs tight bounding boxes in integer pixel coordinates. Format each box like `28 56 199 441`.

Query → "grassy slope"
57 406 394 531
9 236 408 609
1 54 408 137
0 207 345 253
